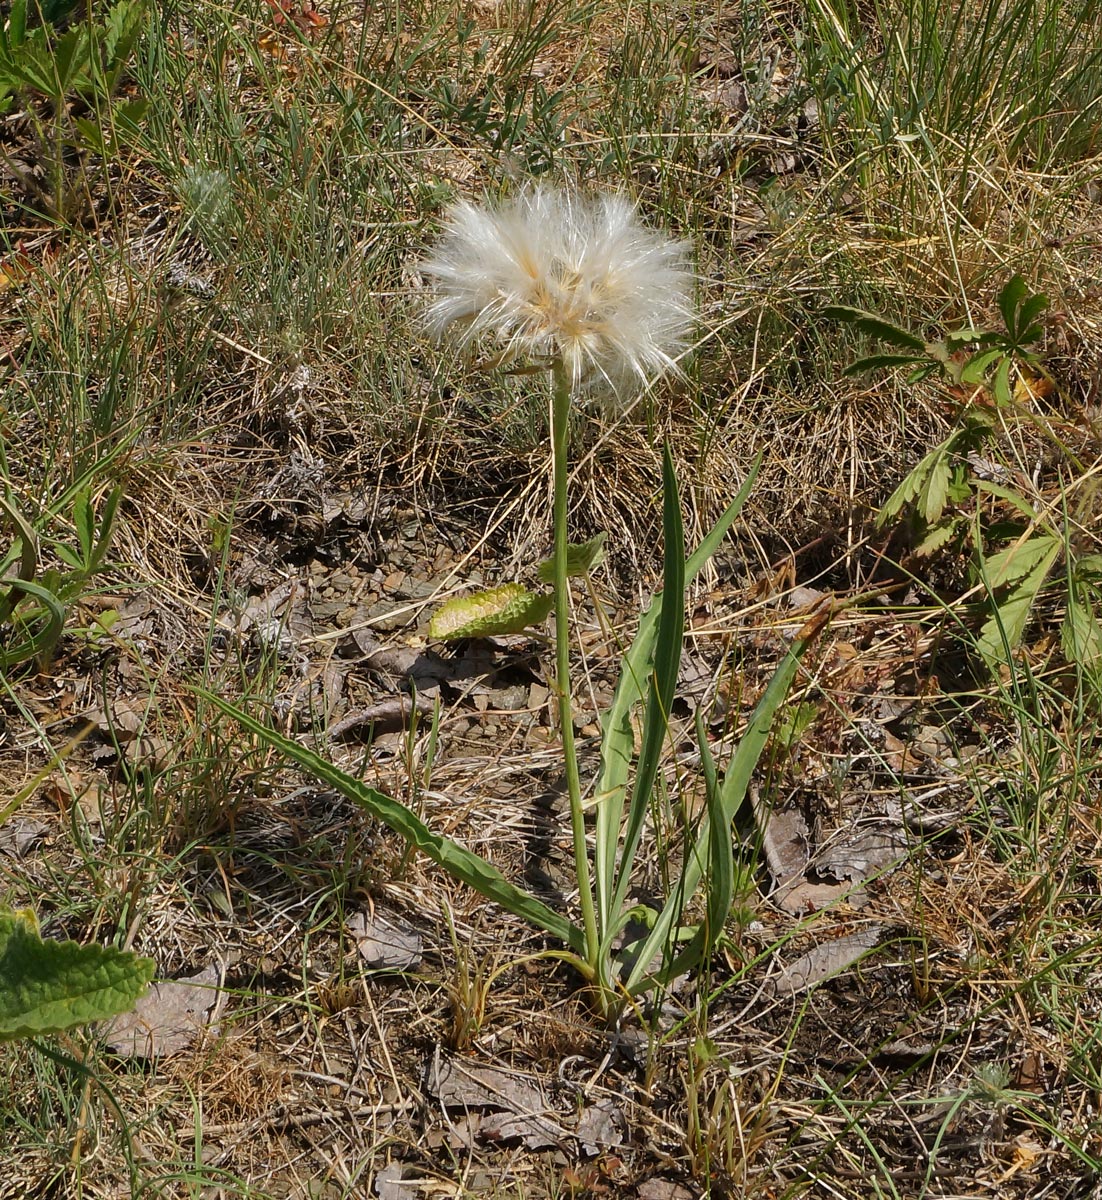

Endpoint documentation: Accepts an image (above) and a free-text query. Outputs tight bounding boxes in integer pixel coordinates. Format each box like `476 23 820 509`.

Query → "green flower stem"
550 360 600 983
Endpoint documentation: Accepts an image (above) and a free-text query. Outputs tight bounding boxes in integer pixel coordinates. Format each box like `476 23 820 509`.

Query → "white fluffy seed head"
420 185 696 395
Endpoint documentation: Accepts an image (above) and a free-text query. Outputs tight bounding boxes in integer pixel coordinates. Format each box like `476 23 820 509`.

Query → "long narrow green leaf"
822 306 927 351
606 444 685 925
0 495 38 625
623 627 816 995
201 693 585 954
697 708 733 948
841 353 927 376
998 275 1028 335
0 579 66 669
592 456 762 932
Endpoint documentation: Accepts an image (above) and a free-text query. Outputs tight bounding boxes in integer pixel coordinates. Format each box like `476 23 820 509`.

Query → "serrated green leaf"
823 306 927 351
959 347 1005 385
429 584 552 640
842 352 927 376
976 537 1061 667
877 438 958 529
944 327 1001 348
1062 584 1102 669
972 480 1038 519
920 452 952 526
913 516 962 556
1074 554 1102 580
0 907 154 1041
983 532 1062 589
536 532 606 582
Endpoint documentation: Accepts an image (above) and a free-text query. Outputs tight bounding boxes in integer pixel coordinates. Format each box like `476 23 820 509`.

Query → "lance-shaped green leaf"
429 583 552 641
592 456 761 936
0 908 154 1041
199 694 586 954
622 622 817 996
823 306 927 351
604 445 684 927
976 534 1061 667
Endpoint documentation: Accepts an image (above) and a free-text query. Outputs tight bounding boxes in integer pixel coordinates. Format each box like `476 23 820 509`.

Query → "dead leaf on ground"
577 1098 626 1155
0 818 47 857
103 962 221 1057
425 1048 564 1149
636 1181 695 1200
774 877 867 914
374 1161 422 1199
771 926 885 996
815 826 909 883
329 695 434 741
81 695 148 741
347 909 422 971
755 796 810 889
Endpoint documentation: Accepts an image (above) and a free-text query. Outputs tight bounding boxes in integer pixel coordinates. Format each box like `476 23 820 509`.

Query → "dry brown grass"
3 0 1102 1195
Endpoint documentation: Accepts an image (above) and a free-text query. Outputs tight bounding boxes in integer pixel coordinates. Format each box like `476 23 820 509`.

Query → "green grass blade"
623 625 817 996
201 692 585 954
607 444 685 924
592 456 761 933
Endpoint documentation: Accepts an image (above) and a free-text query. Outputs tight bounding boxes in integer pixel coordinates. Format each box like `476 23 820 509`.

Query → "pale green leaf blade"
592 456 761 930
1063 584 1102 670
536 533 607 582
983 533 1062 590
0 908 154 1041
429 584 552 641
919 449 952 526
624 618 820 996
976 539 1061 666
606 445 684 923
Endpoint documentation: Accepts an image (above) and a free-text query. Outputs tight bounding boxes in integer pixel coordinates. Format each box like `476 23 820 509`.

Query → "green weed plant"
828 277 1102 674
0 0 149 220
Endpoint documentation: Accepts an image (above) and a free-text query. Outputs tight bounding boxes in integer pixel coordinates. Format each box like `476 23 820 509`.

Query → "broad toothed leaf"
429 584 552 641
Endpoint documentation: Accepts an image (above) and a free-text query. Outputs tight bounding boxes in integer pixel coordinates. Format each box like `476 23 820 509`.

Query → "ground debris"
425 1047 566 1149
102 962 223 1057
770 925 886 996
347 908 422 970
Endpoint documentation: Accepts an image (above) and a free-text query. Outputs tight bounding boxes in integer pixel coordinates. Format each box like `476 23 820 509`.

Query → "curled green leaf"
536 532 607 582
429 583 552 641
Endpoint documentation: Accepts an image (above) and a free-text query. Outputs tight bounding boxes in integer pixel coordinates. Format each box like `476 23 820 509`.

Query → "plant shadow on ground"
2 0 1102 1195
